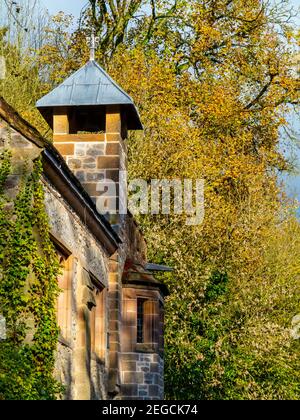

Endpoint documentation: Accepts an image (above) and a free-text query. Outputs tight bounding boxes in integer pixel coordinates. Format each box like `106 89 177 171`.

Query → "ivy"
0 150 62 400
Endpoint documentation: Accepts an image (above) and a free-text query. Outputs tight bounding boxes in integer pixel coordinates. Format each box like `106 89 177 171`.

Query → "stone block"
110 309 121 322
150 363 159 373
109 331 119 343
123 312 136 329
144 373 154 385
105 169 119 182
106 133 121 142
106 106 121 133
55 143 74 156
109 320 120 333
109 282 120 293
109 341 120 352
123 371 143 384
122 361 136 372
54 134 105 143
149 385 159 397
108 299 120 315
86 172 105 182
82 157 97 169
152 354 160 363
138 390 148 397
121 353 139 361
137 363 149 370
121 384 138 397
53 110 69 135
106 143 119 155
97 156 120 169
67 158 82 170
108 368 120 394
109 292 120 303
86 144 105 157
11 133 33 148
140 355 152 362
82 182 98 197
74 144 86 157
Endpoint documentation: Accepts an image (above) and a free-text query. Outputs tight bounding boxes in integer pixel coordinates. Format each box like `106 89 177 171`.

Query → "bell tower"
36 57 142 221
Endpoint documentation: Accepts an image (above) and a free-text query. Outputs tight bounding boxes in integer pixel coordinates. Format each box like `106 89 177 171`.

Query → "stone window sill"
135 343 157 353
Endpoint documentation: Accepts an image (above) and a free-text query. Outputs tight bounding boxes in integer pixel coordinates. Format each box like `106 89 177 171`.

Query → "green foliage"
0 150 62 400
164 254 300 400
0 6 51 137
108 42 300 399
205 271 228 302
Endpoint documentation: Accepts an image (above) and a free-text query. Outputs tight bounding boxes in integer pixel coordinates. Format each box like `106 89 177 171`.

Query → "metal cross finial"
87 30 100 61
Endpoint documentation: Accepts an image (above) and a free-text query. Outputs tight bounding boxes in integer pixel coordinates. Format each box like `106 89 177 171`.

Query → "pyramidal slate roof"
36 60 143 130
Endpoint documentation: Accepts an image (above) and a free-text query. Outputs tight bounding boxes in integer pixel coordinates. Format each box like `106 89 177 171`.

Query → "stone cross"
87 30 100 61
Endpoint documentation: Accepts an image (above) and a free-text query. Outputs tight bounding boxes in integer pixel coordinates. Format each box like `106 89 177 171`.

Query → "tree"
0 0 51 135
106 42 300 398
105 1 300 399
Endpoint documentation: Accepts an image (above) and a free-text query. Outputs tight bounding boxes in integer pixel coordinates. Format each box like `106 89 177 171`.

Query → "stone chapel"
0 57 168 400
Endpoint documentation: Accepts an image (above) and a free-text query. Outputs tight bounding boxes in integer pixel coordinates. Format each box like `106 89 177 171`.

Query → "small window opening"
137 298 146 343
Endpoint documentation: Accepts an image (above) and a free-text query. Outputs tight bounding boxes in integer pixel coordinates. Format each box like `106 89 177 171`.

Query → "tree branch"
244 74 276 110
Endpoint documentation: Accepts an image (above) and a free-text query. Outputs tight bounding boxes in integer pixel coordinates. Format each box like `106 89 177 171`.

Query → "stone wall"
0 115 113 400
44 181 110 400
53 105 126 216
44 182 109 285
120 353 164 400
120 284 164 400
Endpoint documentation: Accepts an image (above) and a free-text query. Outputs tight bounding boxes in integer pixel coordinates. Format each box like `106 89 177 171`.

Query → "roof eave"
37 103 143 131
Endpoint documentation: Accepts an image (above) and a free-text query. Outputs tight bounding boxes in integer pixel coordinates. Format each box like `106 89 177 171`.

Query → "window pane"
137 298 145 343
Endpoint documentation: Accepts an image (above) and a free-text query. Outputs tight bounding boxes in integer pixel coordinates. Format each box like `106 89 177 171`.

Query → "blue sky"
40 0 86 18
42 0 300 202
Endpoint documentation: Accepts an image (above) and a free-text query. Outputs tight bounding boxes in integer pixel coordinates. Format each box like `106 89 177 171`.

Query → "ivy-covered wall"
0 115 112 400
0 136 62 399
